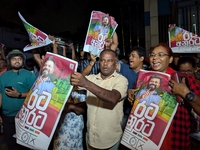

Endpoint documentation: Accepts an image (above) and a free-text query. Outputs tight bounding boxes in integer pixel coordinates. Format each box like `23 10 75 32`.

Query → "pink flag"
18 12 52 52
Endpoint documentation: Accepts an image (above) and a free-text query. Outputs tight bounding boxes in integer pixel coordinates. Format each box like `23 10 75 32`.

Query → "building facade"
144 0 200 54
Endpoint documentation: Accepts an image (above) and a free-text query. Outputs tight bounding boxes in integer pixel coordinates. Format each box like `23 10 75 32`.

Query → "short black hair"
100 49 118 61
129 46 146 58
178 56 196 69
149 75 162 83
43 57 56 68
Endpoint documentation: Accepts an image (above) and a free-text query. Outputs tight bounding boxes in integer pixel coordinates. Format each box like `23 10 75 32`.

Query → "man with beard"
0 49 36 150
136 75 162 106
33 56 56 95
93 15 110 40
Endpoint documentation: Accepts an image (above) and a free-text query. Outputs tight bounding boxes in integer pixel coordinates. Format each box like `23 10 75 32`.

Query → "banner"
168 24 200 53
83 11 118 56
15 52 78 150
18 12 52 52
121 70 178 150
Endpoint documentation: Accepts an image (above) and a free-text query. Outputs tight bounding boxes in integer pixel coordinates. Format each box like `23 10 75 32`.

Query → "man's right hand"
71 72 88 88
127 88 139 105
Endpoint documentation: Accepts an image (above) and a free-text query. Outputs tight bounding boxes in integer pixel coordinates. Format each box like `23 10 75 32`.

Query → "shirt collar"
96 71 117 80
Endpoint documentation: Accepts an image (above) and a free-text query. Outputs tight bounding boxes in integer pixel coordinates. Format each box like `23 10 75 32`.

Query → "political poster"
168 24 200 53
83 11 118 56
15 52 78 150
18 12 52 52
121 69 178 150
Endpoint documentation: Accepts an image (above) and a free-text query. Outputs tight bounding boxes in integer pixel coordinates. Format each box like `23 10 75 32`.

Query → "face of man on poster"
102 16 109 27
41 59 55 81
147 77 161 92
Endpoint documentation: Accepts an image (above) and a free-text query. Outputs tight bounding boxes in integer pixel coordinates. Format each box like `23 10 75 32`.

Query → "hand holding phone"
4 86 13 91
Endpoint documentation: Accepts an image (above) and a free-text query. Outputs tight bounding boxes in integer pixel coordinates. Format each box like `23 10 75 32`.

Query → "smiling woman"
149 43 200 150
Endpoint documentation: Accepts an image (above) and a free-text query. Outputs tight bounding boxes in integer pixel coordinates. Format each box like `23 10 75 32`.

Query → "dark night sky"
0 0 144 54
0 0 122 34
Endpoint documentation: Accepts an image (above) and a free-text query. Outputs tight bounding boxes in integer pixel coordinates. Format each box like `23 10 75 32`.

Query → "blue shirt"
93 25 109 36
118 63 138 115
136 88 162 106
0 69 36 116
33 76 55 95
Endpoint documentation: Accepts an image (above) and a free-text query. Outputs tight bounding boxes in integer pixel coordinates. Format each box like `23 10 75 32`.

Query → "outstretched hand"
70 72 88 87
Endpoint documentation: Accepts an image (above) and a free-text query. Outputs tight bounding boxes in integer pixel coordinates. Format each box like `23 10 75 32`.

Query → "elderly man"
71 49 128 150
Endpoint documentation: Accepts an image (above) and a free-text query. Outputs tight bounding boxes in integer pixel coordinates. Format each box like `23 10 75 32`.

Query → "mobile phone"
4 86 13 91
176 72 189 87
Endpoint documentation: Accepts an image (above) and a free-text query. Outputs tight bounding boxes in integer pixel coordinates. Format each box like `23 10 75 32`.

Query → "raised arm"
32 49 42 68
81 52 97 76
48 35 58 54
70 44 76 60
105 31 118 51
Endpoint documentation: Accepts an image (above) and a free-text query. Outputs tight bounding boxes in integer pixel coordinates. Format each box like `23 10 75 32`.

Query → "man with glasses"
0 49 36 150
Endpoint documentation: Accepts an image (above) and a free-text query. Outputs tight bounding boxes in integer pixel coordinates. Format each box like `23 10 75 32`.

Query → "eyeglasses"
149 53 169 58
179 70 193 74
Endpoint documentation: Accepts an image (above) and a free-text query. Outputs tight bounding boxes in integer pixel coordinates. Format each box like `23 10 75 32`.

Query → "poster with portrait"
15 52 78 150
168 24 200 53
83 11 118 56
18 12 52 52
121 69 178 150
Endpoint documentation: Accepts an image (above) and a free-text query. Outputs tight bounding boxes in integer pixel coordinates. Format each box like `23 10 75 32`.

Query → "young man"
0 49 36 150
116 46 146 129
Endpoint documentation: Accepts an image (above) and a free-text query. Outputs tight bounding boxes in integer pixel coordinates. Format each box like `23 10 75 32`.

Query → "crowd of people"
0 30 200 150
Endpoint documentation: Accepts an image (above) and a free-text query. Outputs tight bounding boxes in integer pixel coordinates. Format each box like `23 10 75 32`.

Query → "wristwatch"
18 92 22 98
184 91 195 102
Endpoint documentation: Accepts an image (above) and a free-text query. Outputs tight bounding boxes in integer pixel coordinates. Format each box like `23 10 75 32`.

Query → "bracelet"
89 63 93 67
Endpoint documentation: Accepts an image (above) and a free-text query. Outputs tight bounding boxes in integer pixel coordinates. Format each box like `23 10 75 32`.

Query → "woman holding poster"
126 43 200 150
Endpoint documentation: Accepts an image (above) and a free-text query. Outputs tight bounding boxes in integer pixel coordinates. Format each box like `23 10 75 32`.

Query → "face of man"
41 60 55 78
0 60 6 70
10 56 23 70
102 17 109 26
148 77 161 91
129 50 144 70
99 51 117 79
179 62 195 75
